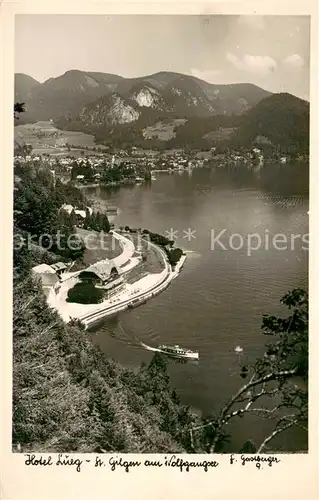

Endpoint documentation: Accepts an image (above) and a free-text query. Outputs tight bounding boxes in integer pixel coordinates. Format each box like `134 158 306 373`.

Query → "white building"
31 264 59 296
60 203 93 218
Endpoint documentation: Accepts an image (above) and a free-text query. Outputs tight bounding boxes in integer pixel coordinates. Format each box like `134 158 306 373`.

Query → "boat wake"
140 341 199 364
102 321 138 346
105 329 199 363
140 341 161 353
182 250 201 259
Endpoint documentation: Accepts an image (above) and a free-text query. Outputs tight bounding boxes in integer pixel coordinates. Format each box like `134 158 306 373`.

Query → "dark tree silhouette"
14 102 25 119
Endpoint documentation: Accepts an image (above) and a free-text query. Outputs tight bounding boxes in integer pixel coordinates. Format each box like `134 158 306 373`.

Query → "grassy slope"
14 121 107 155
143 119 187 141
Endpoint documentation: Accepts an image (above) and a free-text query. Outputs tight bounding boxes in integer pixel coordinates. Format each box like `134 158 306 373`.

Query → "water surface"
85 163 308 452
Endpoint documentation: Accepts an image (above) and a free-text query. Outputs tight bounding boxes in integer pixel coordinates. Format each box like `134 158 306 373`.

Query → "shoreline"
47 230 186 329
80 241 186 329
76 179 137 190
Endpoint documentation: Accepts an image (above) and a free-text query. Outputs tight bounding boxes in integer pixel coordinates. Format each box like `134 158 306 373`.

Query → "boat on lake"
128 297 147 309
106 206 118 216
158 344 199 360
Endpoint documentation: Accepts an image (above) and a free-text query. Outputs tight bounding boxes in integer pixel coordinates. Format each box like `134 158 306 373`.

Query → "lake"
84 163 308 452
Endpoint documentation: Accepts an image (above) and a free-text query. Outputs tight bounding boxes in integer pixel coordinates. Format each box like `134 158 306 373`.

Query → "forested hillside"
13 162 203 453
55 92 309 153
13 276 197 452
230 93 309 153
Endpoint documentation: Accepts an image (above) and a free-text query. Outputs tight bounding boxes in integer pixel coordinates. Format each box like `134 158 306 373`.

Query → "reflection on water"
203 162 309 197
86 163 308 451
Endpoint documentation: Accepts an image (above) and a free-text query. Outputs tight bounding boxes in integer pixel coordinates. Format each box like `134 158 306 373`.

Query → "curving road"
48 230 185 329
79 240 181 329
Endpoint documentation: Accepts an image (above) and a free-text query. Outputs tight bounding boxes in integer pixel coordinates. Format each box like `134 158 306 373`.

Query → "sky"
15 15 310 100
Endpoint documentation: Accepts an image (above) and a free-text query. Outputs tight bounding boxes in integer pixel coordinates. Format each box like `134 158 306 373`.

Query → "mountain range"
15 70 272 122
15 70 309 152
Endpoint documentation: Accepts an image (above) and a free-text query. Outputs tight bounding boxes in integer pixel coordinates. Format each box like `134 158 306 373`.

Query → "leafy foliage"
71 163 95 181
67 282 104 304
83 211 110 232
14 102 26 119
148 231 174 247
54 178 87 209
259 288 308 379
14 163 86 262
166 248 183 267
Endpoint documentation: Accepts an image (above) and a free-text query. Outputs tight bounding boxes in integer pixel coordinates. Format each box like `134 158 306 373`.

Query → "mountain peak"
15 73 40 83
15 69 272 124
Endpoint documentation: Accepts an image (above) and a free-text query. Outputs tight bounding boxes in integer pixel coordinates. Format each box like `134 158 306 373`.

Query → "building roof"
32 263 56 274
40 273 59 288
50 262 67 271
98 276 124 290
60 204 92 218
75 210 86 218
31 264 59 288
80 259 119 282
60 203 74 214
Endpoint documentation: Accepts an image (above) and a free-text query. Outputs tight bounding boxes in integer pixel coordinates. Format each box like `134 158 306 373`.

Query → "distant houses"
50 262 68 277
31 262 68 296
60 203 93 219
59 203 93 228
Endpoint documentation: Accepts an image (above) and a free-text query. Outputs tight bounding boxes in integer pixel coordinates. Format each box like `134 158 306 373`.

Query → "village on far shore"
14 118 308 193
15 144 299 189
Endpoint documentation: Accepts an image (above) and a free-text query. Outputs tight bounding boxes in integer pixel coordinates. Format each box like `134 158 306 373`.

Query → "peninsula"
34 228 186 329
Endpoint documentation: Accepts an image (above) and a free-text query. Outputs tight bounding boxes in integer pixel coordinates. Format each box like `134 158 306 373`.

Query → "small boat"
158 344 199 360
128 297 147 309
106 206 118 215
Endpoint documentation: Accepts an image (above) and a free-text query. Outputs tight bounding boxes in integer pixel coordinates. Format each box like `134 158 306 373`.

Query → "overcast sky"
15 15 310 100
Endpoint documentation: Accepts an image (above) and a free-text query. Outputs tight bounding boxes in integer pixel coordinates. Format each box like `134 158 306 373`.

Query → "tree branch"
224 405 280 421
209 368 298 452
257 418 299 453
